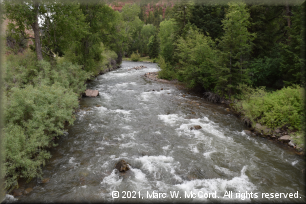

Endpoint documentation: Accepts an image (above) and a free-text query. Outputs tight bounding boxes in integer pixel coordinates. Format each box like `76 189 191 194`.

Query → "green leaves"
175 27 217 89
4 83 78 190
234 85 304 131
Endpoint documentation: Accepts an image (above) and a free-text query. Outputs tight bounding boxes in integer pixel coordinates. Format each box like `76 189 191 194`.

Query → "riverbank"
123 56 156 63
144 71 305 156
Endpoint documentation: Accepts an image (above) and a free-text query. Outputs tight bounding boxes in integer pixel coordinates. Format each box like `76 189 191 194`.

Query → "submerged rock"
244 130 252 136
24 188 33 195
115 160 130 172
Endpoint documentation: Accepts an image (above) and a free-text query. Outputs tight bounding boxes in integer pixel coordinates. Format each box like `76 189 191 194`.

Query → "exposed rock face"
85 89 99 97
115 160 130 172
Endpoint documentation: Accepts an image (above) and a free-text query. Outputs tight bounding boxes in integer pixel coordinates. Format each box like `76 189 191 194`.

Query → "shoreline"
144 71 305 156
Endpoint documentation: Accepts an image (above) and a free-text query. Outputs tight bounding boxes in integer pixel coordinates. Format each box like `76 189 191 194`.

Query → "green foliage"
4 83 78 190
148 34 159 59
4 51 39 92
130 51 141 61
175 27 218 89
158 19 178 64
249 56 282 88
234 85 304 131
140 24 156 55
216 1 255 98
190 4 226 40
157 56 176 80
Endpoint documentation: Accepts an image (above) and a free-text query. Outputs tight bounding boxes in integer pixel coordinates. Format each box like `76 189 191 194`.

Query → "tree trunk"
31 2 43 61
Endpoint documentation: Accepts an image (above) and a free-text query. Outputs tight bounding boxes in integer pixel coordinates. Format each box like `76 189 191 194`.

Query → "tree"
216 2 255 98
148 33 159 59
169 0 194 37
175 27 218 89
140 24 156 55
190 4 226 40
158 18 178 64
4 0 46 61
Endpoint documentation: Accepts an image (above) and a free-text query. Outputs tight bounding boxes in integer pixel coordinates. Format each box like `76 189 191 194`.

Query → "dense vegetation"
1 0 305 192
154 1 305 137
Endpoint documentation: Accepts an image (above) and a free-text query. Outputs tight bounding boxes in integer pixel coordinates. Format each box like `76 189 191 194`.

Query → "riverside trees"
2 0 123 190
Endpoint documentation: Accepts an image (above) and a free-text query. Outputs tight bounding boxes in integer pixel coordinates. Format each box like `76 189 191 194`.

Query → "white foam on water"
139 92 152 101
203 151 216 158
188 144 199 154
214 165 235 176
69 157 75 164
155 131 161 134
113 109 131 115
120 152 128 157
120 141 137 148
292 160 299 166
162 145 170 150
120 131 137 140
158 114 183 126
96 106 108 112
175 166 255 202
110 155 116 159
96 147 104 150
81 185 87 188
137 155 182 182
101 169 123 188
101 161 109 169
3 194 18 203
131 168 148 182
99 92 112 101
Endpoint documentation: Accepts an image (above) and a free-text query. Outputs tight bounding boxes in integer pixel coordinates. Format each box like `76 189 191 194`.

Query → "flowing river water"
12 61 305 203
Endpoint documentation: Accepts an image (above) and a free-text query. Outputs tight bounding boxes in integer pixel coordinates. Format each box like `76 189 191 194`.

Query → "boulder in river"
115 160 130 172
85 89 99 97
190 125 202 130
278 135 291 141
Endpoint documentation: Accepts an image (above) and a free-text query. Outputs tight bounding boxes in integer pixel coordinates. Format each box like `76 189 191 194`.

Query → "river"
11 61 305 203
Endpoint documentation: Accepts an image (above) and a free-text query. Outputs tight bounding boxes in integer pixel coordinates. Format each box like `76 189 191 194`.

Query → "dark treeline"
1 0 305 192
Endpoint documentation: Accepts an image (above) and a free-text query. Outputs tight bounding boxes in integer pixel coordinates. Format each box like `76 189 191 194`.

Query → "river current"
12 61 305 203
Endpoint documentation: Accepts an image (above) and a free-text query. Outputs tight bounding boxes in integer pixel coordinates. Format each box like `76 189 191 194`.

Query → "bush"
234 85 305 131
4 84 78 190
34 60 90 95
131 51 140 61
157 56 176 80
4 51 39 92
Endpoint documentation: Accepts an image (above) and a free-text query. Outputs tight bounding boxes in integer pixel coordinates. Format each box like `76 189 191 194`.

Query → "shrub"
4 51 39 92
234 85 304 131
4 84 78 190
157 56 176 80
131 51 140 61
34 60 90 95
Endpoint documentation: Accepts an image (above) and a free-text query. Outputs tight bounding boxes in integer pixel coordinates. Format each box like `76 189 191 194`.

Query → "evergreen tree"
216 2 255 98
148 33 159 59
